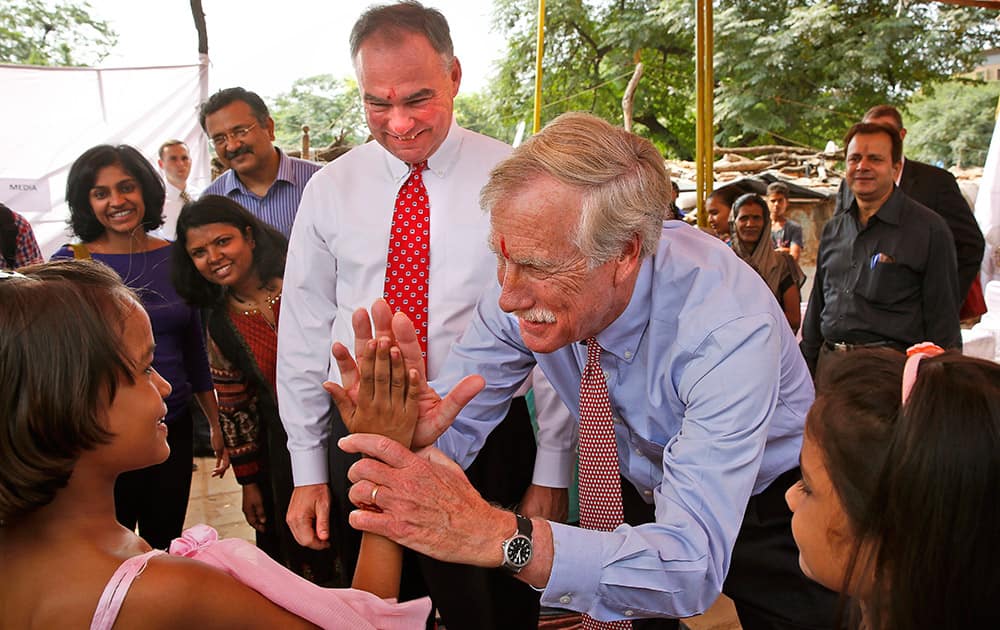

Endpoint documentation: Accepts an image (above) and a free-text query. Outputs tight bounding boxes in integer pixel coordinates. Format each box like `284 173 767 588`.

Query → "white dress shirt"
278 120 575 487
158 180 196 240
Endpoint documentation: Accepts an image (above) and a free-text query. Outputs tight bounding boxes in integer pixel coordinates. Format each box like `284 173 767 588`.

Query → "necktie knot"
586 336 602 363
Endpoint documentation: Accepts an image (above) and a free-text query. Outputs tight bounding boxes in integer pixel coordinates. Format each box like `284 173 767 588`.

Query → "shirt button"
624 350 633 359
603 370 611 380
643 489 652 496
559 595 572 605
624 610 635 617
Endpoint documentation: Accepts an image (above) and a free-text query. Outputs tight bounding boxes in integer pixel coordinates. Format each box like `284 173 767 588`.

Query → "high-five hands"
325 299 486 449
326 334 419 447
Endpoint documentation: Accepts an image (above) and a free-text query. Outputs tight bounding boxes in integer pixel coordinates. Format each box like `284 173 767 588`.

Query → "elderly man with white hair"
334 112 838 630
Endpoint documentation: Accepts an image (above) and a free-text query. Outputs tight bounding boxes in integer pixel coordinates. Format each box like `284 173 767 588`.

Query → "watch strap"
515 513 533 538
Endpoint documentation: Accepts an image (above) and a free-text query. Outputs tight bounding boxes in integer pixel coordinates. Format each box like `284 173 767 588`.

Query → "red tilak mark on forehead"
499 236 509 259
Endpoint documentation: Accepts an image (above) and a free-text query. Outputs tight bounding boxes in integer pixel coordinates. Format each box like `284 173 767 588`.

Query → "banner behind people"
0 60 209 256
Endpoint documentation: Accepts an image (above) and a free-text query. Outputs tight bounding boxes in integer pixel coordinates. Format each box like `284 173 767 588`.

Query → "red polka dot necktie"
579 337 631 630
383 161 430 367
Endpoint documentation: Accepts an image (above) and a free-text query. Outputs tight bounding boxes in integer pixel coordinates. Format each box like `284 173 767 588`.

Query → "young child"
0 261 428 629
786 345 1000 629
765 181 803 262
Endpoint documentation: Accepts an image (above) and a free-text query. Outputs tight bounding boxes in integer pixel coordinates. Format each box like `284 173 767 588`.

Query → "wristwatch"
500 513 534 574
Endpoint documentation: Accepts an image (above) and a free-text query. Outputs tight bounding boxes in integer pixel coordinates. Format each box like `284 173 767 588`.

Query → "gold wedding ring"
370 484 381 508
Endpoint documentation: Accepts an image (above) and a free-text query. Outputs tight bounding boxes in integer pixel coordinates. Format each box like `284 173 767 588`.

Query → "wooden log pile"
711 144 842 179
663 142 844 190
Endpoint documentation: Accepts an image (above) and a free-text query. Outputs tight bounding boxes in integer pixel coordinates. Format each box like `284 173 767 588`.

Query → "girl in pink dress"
0 260 429 629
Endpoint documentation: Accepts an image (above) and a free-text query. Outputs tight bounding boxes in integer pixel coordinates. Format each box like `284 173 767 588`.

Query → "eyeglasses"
210 122 258 147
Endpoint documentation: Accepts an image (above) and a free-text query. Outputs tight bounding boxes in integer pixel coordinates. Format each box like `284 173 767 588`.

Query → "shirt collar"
225 147 294 195
873 185 904 225
589 257 652 363
272 147 301 186
164 180 184 198
385 118 462 184
846 184 904 226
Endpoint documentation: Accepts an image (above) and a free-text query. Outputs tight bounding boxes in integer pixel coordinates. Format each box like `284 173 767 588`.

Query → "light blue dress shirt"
432 221 814 621
201 148 320 238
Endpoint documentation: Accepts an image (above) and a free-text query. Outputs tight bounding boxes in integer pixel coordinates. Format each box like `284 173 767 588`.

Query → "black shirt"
801 186 962 370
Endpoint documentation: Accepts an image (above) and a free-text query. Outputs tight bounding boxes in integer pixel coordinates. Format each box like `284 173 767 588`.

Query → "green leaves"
487 0 696 157
270 75 367 151
714 0 999 149
907 80 1000 168
483 0 998 160
0 0 117 66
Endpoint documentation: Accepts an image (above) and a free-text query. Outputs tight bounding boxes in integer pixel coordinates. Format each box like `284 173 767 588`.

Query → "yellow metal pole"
694 0 714 229
695 0 706 227
533 0 546 134
704 0 714 203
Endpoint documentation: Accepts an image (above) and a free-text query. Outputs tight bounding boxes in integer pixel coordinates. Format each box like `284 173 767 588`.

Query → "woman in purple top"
51 144 228 549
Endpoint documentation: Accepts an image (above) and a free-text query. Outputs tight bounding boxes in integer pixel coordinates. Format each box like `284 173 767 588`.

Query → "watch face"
506 536 532 566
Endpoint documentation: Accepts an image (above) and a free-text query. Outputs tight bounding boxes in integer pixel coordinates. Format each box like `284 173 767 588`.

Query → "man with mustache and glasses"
334 112 839 630
199 87 320 238
276 3 573 628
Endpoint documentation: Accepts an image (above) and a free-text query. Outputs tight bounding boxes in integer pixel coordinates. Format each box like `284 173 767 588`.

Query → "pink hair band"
902 342 945 404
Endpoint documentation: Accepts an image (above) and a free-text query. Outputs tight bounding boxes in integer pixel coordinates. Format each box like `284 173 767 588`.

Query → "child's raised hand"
326 336 419 448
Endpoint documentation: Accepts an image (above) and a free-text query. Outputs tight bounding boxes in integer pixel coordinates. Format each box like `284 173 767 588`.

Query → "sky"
90 0 507 98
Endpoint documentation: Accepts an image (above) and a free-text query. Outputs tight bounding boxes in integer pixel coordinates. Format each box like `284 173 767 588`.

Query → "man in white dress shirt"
157 139 193 239
276 2 572 627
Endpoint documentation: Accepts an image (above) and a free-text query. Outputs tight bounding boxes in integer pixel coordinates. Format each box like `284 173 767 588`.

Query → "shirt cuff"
531 444 574 488
289 446 330 486
540 522 607 617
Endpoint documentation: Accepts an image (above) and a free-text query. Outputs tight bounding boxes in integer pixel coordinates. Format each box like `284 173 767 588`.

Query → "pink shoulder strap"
90 550 166 630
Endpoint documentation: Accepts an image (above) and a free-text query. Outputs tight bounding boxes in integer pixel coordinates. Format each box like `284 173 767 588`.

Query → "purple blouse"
51 243 212 423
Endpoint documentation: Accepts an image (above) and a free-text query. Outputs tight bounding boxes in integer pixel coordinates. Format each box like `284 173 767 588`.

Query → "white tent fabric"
0 58 209 258
976 108 1000 286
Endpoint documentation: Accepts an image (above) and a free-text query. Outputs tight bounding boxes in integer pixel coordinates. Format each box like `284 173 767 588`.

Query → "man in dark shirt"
801 122 961 375
834 105 984 301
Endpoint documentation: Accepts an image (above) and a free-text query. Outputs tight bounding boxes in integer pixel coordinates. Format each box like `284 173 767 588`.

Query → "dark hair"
811 349 1000 629
862 352 1000 630
707 185 741 208
199 87 271 132
0 260 140 523
807 348 905 628
766 181 789 198
843 122 902 164
862 105 904 130
732 193 767 218
349 1 454 63
810 349 904 544
171 195 288 307
65 145 166 242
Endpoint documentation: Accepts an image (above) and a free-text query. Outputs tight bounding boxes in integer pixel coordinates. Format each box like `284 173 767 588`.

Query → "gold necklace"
231 287 280 317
